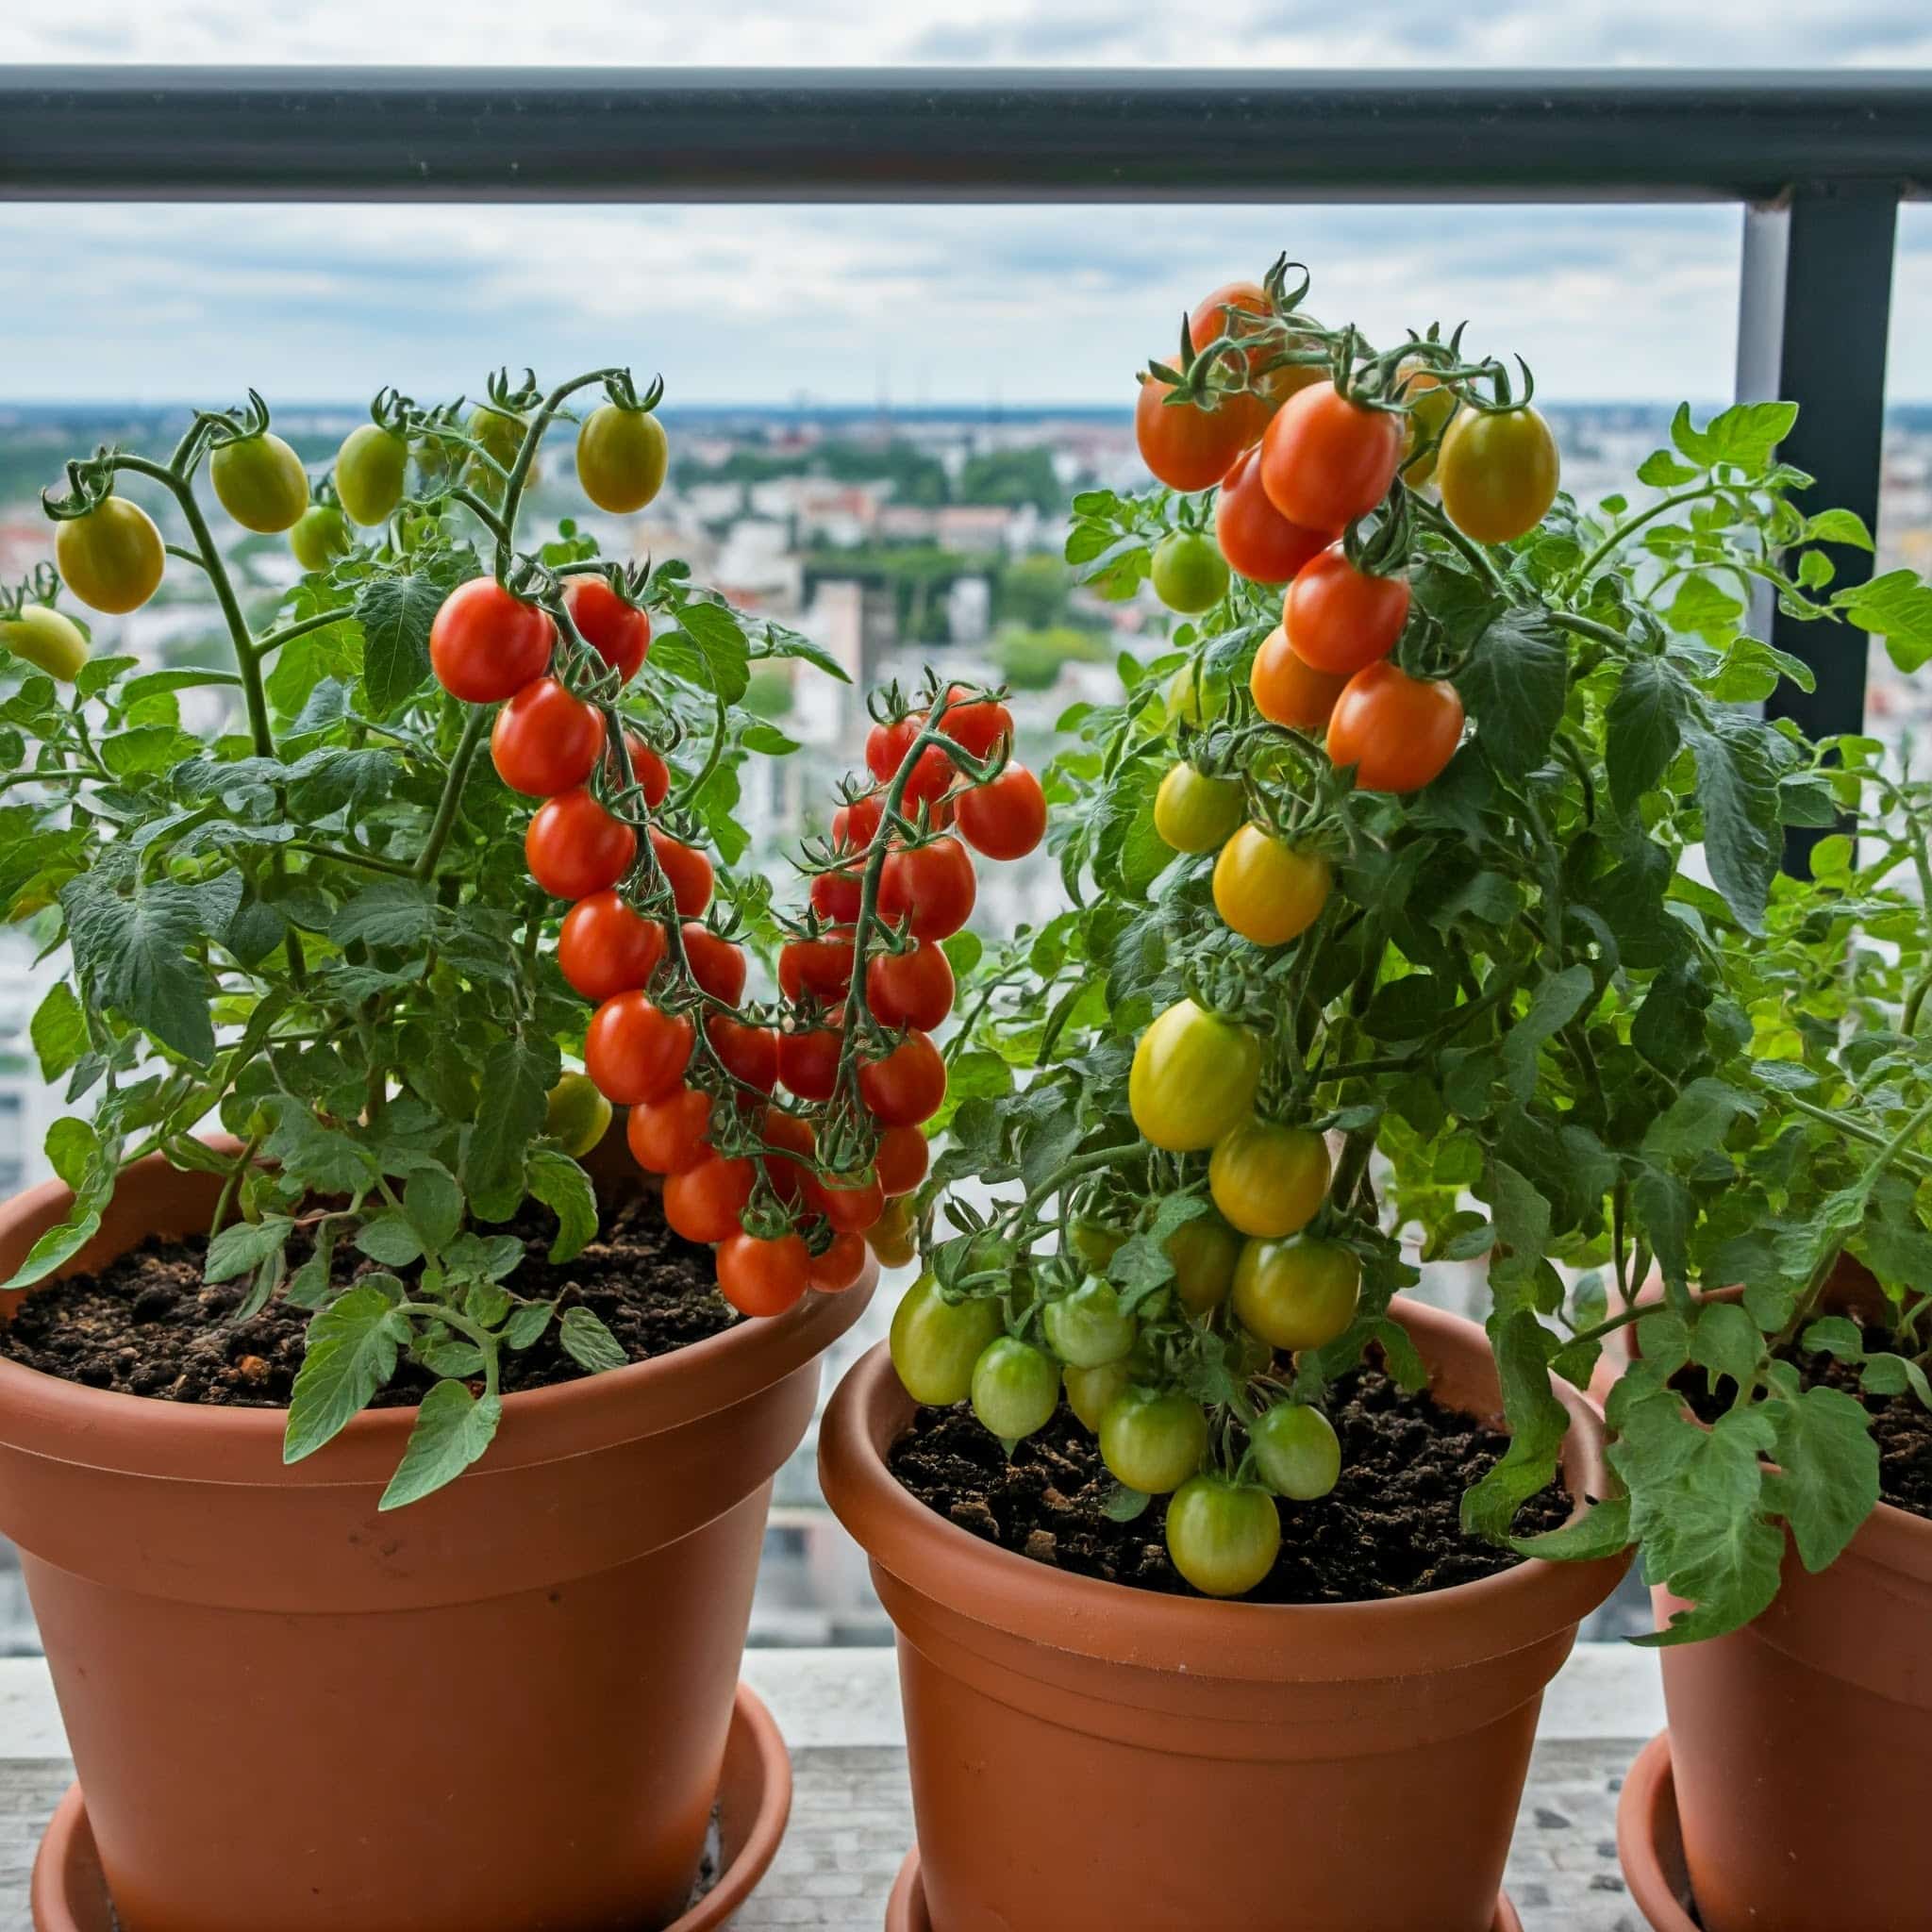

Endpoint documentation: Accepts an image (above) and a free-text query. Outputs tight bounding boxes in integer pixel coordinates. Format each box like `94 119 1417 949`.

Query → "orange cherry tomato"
1284 542 1411 677
1325 662 1466 793
1258 381 1404 532
1214 446 1332 587
1135 371 1265 493
1248 625 1347 733
626 1086 713 1174
716 1230 809 1318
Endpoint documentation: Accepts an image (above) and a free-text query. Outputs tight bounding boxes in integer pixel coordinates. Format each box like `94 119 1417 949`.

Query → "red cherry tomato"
491 675 606 798
1214 446 1332 586
866 940 955 1032
858 1031 947 1128
526 789 637 902
777 1020 842 1101
877 837 976 942
715 1230 809 1318
955 763 1046 861
1136 371 1267 493
626 737 671 808
1284 542 1412 676
865 717 918 785
832 791 885 849
558 890 664 1003
681 924 745 1004
626 1086 712 1174
1325 661 1466 793
584 991 692 1106
648 827 713 917
777 931 856 1003
874 1124 928 1197
808 1231 869 1293
810 861 865 925
663 1156 754 1244
1248 625 1348 733
562 576 650 685
818 1171 885 1235
932 684 1014 759
759 1106 816 1201
708 1015 778 1093
429 577 554 704
1258 381 1404 532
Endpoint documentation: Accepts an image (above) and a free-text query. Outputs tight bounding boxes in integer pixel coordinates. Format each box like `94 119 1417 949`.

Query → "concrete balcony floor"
2 1644 1666 1929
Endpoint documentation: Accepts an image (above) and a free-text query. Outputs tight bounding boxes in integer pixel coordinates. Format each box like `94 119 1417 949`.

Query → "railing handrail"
3 67 1931 203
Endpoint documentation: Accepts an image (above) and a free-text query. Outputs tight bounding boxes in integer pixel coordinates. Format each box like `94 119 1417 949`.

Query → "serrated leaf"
1605 655 1688 816
1461 1309 1567 1541
1500 964 1593 1104
1683 711 1781 933
356 1212 425 1267
558 1305 628 1373
329 878 437 951
205 1214 294 1285
357 563 467 717
1836 569 1932 674
463 1038 553 1224
284 1284 408 1463
1764 1383 1880 1573
1513 1493 1631 1562
1460 606 1569 777
379 1381 503 1510
503 1300 554 1349
59 867 216 1064
1643 1077 1759 1160
525 1146 597 1262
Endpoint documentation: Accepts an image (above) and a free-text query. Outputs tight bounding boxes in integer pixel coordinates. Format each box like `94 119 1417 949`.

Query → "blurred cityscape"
2 398 1929 1653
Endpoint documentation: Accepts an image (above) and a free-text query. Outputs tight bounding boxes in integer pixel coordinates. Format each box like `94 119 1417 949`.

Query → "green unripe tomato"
970 1337 1059 1441
210 432 310 534
890 1275 1003 1407
543 1072 612 1159
56 497 165 615
1251 1402 1342 1501
1153 761 1244 855
467 404 530 492
1150 529 1231 614
1232 1234 1361 1353
576 402 670 515
1063 1358 1132 1432
1166 1210 1242 1316
1099 1388 1208 1495
1165 1474 1282 1597
1068 1220 1125 1272
1165 661 1227 727
0 604 88 682
335 422 409 525
290 504 353 574
1041 1277 1137 1369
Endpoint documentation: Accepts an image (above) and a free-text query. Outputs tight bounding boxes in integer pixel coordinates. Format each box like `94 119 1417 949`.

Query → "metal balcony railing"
3 66 1929 762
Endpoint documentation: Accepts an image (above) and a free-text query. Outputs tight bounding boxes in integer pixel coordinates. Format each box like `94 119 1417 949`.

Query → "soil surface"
0 1191 737 1408
1678 1326 1932 1524
889 1356 1574 1604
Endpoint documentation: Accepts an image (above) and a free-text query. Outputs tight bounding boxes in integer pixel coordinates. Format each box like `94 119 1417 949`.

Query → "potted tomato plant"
0 368 1040 1932
817 258 1932 1932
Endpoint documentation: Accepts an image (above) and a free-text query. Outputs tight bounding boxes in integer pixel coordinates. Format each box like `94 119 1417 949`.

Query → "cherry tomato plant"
896 258 1932 1625
0 364 1044 1510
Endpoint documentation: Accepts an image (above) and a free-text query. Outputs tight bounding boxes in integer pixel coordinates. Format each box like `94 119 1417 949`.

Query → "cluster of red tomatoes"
430 570 1048 1322
1140 276 1560 797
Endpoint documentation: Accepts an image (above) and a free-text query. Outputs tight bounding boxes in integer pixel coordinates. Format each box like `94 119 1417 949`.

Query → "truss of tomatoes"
429 582 1046 1324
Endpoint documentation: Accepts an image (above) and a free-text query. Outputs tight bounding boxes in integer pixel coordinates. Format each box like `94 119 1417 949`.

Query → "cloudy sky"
2 3 1927 408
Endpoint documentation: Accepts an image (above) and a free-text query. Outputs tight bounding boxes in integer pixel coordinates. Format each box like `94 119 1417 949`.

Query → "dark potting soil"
0 1191 737 1408
1677 1327 1932 1525
889 1356 1574 1605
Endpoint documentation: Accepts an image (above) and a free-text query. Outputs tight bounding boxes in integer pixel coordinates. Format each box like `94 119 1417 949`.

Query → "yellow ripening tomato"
1211 825 1331 947
1208 1120 1331 1239
1129 1000 1260 1153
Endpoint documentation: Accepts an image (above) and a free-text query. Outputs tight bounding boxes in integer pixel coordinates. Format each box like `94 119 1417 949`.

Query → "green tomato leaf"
1605 655 1689 816
525 1146 597 1263
1459 606 1569 778
1764 1383 1880 1574
205 1214 295 1286
59 867 217 1065
357 558 469 718
284 1283 408 1464
558 1305 629 1374
462 1038 553 1224
1460 1309 1568 1543
378 1380 504 1511
29 981 87 1082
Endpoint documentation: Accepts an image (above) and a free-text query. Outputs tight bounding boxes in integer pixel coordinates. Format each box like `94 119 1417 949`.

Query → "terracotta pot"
1598 1274 1932 1932
34 1680 793 1932
0 1148 875 1932
883 1846 1525 1932
1614 1732 1697 1932
821 1294 1628 1932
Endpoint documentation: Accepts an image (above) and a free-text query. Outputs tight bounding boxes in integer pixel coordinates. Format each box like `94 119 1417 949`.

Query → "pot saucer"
1615 1730 1699 1932
32 1680 791 1932
886 1844 1525 1930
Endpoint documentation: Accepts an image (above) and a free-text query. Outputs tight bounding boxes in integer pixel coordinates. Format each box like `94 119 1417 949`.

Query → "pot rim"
0 1154 878 1489
820 1293 1631 1682
1613 1730 1697 1932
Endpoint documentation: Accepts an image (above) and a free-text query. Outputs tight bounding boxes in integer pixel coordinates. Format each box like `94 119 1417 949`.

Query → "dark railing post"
1735 180 1899 870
